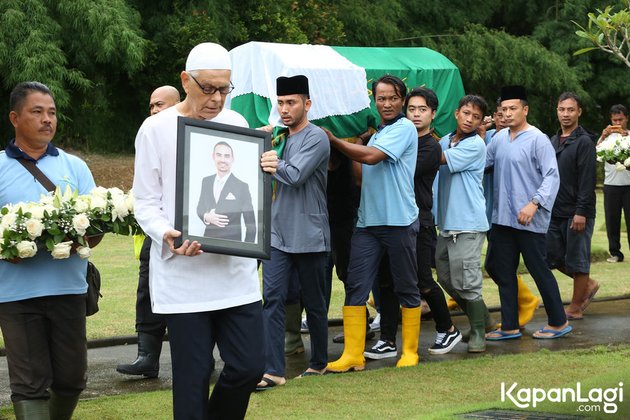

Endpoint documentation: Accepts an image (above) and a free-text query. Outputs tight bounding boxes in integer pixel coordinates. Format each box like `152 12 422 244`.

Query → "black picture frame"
174 116 272 259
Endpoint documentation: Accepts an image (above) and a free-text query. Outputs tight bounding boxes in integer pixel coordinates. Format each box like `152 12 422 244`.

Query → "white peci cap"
185 42 231 72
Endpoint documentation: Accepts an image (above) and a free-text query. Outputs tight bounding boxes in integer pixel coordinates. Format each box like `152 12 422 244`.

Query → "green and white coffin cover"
228 41 465 138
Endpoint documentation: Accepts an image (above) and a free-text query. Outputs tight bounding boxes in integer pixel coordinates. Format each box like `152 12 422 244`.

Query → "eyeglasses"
188 73 234 95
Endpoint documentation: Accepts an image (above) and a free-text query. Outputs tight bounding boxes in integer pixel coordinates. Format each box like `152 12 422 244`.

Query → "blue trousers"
262 248 328 376
489 224 567 330
165 301 264 420
345 220 421 308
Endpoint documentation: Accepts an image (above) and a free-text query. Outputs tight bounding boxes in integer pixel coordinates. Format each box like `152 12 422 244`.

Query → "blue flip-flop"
533 325 573 339
486 329 523 341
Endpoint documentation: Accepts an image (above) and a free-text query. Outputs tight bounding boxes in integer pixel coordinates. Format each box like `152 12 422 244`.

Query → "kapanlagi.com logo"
501 382 624 414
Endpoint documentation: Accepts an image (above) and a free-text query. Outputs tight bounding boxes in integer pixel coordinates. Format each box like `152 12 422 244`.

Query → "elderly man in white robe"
133 42 278 419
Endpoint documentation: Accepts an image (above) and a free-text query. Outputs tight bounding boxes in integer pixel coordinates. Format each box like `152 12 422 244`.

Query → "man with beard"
258 75 331 389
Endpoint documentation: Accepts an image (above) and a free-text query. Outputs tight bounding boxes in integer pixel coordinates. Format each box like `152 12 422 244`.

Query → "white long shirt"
132 106 260 313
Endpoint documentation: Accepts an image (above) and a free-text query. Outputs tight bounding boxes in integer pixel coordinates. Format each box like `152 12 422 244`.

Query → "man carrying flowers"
0 82 97 420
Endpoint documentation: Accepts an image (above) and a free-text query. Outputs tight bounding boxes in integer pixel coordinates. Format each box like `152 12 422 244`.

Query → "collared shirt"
436 131 488 232
358 116 418 227
213 172 231 202
486 125 559 233
0 146 95 303
4 139 59 161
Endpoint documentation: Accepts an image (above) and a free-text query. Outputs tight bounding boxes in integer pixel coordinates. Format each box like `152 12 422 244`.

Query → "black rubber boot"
116 332 162 378
13 399 49 420
49 390 79 420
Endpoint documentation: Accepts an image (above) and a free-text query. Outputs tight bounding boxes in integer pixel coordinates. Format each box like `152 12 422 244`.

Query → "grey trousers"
435 232 485 301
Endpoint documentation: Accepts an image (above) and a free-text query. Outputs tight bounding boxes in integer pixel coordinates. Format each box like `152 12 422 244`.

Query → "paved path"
0 298 628 408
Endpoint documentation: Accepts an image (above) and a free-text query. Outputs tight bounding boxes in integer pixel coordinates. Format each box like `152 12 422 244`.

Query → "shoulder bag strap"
16 158 56 192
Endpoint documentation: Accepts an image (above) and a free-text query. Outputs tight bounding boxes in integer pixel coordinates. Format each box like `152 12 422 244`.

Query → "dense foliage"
0 0 628 152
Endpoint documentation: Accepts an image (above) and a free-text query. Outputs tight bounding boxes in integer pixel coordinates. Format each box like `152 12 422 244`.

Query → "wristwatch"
531 198 540 208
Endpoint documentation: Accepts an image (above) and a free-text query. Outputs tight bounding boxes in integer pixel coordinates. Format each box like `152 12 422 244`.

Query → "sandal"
255 376 285 391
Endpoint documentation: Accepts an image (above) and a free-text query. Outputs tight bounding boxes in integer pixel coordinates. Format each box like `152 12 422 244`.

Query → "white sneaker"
369 313 381 332
606 255 620 263
363 340 397 359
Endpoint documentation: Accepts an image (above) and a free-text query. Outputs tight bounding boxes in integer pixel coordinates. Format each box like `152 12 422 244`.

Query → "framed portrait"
174 116 272 259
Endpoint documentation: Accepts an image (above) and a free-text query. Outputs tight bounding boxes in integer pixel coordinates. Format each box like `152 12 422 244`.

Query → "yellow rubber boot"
326 306 366 373
446 297 459 311
517 275 540 327
396 306 421 368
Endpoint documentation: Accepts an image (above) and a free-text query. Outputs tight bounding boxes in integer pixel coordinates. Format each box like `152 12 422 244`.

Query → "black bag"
86 261 102 316
17 158 102 316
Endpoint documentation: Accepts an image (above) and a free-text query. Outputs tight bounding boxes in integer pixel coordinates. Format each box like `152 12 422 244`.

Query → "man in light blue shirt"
485 85 571 341
435 94 490 353
0 82 96 419
326 75 421 371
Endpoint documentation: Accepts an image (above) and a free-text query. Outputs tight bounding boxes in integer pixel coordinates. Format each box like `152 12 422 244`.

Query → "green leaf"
573 47 598 56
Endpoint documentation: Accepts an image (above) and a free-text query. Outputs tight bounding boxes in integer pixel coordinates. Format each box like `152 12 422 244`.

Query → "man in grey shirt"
257 75 331 390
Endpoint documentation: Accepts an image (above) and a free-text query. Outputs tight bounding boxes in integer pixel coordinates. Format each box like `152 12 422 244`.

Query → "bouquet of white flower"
0 186 142 260
596 132 630 171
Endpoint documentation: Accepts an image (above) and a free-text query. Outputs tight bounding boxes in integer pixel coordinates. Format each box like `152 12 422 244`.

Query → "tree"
426 24 587 134
0 0 147 151
573 1 630 67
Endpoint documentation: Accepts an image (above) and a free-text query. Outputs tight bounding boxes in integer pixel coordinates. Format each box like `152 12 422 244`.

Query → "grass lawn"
1 190 629 348
0 345 627 419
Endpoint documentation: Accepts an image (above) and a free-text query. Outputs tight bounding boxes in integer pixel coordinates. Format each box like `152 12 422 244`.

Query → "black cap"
500 85 528 101
276 75 309 96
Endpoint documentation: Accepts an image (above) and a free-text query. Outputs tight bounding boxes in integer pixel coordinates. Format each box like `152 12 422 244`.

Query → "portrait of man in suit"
197 141 256 242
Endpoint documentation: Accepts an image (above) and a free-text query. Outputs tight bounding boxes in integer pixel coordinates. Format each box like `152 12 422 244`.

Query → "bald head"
149 85 180 115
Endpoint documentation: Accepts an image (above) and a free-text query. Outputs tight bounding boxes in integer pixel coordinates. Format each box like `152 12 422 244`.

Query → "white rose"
112 197 129 221
72 214 91 236
596 155 603 162
51 241 73 259
76 245 91 259
90 196 108 211
28 204 46 220
74 197 90 213
108 187 124 198
16 240 37 258
25 218 44 239
615 162 626 171
91 186 109 199
624 157 630 168
0 212 17 230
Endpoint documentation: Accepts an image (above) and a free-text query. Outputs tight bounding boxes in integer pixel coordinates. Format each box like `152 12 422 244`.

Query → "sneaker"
428 327 462 355
363 340 397 360
300 318 309 333
369 313 381 332
606 255 620 263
